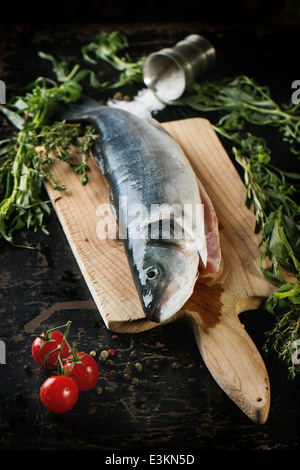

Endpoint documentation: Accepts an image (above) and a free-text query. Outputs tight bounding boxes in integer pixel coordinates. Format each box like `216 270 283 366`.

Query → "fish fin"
196 177 221 273
145 117 172 136
59 95 104 122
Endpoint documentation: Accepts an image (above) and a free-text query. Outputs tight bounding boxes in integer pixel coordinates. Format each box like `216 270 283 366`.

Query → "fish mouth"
143 279 196 324
143 299 164 323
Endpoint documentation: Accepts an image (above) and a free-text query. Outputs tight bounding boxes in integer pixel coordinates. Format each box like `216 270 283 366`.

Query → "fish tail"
59 95 105 122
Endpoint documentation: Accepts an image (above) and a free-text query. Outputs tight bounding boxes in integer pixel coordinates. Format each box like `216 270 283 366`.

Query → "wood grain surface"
43 117 276 424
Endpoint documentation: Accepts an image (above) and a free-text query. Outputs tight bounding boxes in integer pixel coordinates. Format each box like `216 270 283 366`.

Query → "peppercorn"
140 379 148 388
113 91 123 101
171 362 180 369
99 350 109 361
109 369 117 379
130 350 137 360
24 364 32 375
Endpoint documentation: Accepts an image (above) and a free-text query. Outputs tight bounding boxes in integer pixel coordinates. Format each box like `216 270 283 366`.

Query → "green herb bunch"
177 76 300 378
233 137 300 379
0 54 98 245
177 75 300 155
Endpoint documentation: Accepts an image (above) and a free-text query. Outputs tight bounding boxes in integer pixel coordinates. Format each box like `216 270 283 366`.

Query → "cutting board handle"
183 307 270 424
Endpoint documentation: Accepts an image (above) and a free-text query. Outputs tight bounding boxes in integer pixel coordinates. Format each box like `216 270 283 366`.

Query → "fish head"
136 240 199 323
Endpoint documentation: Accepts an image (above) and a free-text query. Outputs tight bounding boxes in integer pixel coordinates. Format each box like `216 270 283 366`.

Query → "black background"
2 0 299 26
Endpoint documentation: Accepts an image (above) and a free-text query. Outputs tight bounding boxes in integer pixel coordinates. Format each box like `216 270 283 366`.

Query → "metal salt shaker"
143 34 216 101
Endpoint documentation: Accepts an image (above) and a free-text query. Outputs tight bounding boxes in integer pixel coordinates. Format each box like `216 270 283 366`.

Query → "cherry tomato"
40 375 79 414
32 331 70 369
64 352 99 391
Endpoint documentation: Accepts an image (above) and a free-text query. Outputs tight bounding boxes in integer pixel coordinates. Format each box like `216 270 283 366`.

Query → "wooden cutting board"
43 117 276 424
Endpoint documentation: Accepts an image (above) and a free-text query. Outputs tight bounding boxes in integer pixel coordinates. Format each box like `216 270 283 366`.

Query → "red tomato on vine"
32 331 70 369
40 375 79 414
64 352 99 391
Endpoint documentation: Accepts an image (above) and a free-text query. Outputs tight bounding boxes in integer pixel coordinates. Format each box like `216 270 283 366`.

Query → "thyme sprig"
0 56 95 245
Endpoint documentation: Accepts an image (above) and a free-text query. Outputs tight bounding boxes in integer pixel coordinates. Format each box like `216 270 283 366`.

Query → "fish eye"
146 267 160 281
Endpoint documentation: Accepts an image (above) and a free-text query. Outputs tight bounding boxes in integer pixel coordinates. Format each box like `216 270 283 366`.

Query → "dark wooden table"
0 21 299 454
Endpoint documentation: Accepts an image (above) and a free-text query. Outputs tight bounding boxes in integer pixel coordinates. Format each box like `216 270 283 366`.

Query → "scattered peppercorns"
97 339 183 392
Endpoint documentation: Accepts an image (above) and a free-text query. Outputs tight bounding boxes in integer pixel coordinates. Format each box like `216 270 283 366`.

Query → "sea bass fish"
62 97 221 323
